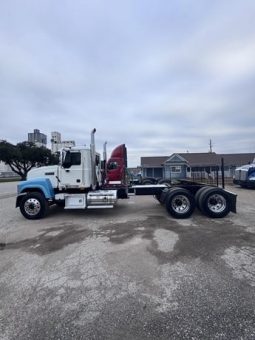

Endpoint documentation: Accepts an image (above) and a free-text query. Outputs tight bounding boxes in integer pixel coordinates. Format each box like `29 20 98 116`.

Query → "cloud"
0 0 255 166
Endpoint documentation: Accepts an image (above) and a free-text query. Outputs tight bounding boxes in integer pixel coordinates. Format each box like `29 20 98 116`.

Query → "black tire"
142 180 153 185
195 186 212 210
198 187 230 218
158 179 172 185
165 187 196 219
20 192 49 220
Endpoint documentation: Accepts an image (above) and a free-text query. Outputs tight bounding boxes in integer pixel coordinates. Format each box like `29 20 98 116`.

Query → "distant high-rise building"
51 131 61 153
51 131 75 153
28 129 47 147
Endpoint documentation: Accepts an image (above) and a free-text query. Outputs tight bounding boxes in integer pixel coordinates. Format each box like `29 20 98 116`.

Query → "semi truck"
16 129 237 220
233 163 255 188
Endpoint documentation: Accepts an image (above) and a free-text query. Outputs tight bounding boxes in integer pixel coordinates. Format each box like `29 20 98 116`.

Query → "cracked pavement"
0 183 255 339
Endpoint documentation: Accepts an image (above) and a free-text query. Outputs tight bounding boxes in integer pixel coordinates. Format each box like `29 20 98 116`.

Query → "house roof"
141 153 255 167
178 153 220 166
140 156 168 167
217 154 255 166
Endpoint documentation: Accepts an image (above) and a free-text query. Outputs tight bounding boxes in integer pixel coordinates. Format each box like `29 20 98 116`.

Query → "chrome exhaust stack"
90 128 97 189
103 141 107 173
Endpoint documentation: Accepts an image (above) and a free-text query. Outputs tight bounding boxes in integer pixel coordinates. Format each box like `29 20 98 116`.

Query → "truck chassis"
16 180 237 220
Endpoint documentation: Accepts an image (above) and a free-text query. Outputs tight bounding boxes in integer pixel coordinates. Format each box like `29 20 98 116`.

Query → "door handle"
65 170 70 172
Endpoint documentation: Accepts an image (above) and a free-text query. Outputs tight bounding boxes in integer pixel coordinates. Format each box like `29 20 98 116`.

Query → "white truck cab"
27 146 102 190
59 147 101 189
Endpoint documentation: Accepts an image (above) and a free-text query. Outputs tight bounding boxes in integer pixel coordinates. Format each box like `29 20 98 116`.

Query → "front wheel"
20 192 49 220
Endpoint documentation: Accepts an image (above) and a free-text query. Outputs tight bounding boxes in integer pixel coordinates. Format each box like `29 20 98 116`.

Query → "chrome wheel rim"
24 198 41 216
207 194 226 213
171 195 190 214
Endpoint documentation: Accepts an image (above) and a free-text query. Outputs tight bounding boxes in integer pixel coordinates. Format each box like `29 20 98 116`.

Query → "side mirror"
62 151 71 168
95 155 100 166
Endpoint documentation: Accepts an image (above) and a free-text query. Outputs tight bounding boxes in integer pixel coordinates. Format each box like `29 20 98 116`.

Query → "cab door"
60 151 83 188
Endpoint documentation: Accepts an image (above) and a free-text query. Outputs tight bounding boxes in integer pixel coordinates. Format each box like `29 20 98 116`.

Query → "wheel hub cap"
171 195 190 214
208 194 226 213
24 198 41 216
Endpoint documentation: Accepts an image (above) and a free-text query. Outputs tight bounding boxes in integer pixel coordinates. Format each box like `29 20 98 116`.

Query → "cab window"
108 161 118 170
70 152 81 165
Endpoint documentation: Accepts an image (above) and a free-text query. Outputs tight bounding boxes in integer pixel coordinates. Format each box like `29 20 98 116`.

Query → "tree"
0 141 59 180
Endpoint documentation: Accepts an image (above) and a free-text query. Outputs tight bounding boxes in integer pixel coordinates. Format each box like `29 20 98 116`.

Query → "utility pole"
209 139 213 153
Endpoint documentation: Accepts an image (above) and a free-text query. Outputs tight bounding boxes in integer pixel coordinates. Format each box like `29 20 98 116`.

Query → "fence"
191 171 234 186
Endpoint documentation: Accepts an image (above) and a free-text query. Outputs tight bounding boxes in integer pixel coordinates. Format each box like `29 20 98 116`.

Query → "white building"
0 161 11 172
51 131 75 153
0 161 16 177
51 131 61 153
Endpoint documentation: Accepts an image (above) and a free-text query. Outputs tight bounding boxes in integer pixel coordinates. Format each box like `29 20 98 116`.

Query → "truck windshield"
108 161 118 170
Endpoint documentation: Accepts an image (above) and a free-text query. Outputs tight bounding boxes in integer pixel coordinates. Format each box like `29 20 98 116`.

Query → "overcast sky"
1 0 255 166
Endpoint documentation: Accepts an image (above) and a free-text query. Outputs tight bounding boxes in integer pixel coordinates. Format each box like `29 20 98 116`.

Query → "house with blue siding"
141 152 255 180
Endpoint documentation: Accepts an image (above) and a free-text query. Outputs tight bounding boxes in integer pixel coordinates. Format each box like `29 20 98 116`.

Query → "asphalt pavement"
0 184 255 339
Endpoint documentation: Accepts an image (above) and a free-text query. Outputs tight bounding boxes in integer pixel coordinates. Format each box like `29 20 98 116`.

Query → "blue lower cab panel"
17 178 55 199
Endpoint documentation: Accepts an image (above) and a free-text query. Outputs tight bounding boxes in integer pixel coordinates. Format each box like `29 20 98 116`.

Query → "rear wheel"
158 179 171 185
20 192 48 220
165 188 195 218
142 180 153 185
195 186 212 210
198 187 230 218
